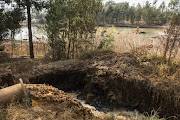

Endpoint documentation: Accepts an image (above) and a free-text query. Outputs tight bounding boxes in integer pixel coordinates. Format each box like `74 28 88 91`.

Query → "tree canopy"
45 0 102 60
0 7 25 43
95 0 175 26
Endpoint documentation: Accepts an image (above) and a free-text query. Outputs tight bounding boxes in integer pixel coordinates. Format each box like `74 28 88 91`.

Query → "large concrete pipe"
0 84 24 105
0 79 31 106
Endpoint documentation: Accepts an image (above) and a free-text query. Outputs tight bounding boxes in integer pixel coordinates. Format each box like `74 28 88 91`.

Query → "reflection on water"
115 27 165 37
67 92 143 120
14 27 47 43
14 27 164 42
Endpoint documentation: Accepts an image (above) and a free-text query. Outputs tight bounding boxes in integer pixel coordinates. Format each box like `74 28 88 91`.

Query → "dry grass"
5 102 83 120
95 27 180 84
2 41 49 58
0 84 124 120
139 54 180 82
79 49 114 60
95 27 179 59
95 27 153 54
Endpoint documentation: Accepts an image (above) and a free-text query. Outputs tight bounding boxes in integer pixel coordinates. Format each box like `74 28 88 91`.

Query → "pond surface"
14 26 165 42
115 27 165 37
14 26 47 43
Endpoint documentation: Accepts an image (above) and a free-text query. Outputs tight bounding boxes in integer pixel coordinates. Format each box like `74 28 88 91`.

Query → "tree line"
0 0 46 58
0 0 179 61
45 0 102 60
0 0 102 60
95 0 179 26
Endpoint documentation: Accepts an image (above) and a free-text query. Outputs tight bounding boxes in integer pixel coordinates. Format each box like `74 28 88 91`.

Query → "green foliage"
168 0 180 14
95 1 173 26
0 8 25 43
136 3 142 24
45 0 67 60
3 0 47 58
129 6 136 24
5 8 25 32
0 9 8 42
98 27 115 50
4 0 46 10
45 0 102 60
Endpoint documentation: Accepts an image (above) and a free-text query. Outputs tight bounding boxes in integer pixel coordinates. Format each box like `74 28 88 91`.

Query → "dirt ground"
0 84 132 120
22 51 179 119
0 50 180 119
0 52 49 89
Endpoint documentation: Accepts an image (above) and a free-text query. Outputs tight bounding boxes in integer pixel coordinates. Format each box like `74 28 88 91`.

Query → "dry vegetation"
0 25 179 120
0 84 133 120
1 41 49 58
95 26 180 84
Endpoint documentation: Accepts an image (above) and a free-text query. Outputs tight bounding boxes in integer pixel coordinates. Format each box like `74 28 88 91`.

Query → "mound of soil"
0 71 15 89
26 84 96 120
27 51 180 119
0 58 49 84
2 84 115 120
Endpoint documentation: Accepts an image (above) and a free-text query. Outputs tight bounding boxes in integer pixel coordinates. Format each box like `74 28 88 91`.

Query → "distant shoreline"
96 24 167 29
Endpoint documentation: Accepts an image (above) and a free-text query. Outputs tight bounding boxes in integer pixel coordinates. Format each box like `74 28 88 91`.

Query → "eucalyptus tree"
5 8 25 38
158 1 168 25
142 1 152 25
105 5 114 24
0 9 7 42
113 4 120 24
67 0 102 59
46 0 102 60
4 0 47 58
45 0 67 60
168 0 180 14
94 0 175 26
5 8 25 55
0 7 25 44
129 6 136 24
136 3 142 25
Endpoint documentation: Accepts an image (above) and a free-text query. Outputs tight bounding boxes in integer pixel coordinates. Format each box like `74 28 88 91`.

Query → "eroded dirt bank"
1 84 116 120
25 51 180 119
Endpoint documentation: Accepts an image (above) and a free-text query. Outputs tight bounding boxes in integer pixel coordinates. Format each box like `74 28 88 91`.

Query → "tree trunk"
26 0 34 58
72 40 74 59
52 39 55 60
163 34 171 63
11 31 14 56
67 18 71 59
168 34 178 64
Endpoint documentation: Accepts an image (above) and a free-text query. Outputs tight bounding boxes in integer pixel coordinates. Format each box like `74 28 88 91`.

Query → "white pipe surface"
0 84 24 105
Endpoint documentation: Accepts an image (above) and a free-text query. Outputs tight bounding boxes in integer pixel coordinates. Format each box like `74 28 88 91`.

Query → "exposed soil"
0 55 49 88
0 51 179 119
22 51 179 119
1 84 130 120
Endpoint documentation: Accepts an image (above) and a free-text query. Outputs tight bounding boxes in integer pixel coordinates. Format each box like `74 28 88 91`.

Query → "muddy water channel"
67 92 143 119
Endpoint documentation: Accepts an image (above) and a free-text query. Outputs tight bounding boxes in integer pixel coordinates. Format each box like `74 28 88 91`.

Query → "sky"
103 0 171 7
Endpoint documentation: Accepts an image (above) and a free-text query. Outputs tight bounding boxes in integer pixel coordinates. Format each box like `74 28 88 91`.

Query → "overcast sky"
103 0 171 7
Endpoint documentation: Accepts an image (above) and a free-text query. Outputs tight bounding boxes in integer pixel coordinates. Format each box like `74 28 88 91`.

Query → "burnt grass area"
1 51 179 119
